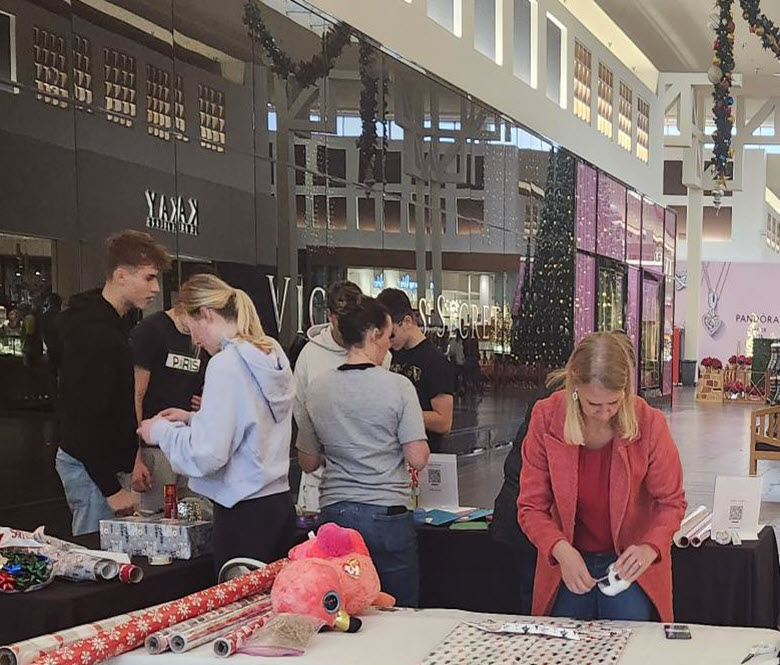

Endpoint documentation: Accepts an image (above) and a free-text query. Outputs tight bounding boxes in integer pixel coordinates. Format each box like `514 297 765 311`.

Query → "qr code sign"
428 468 442 485
729 504 744 523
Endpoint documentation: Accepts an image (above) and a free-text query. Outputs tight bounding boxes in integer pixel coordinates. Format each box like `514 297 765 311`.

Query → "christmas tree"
513 147 576 368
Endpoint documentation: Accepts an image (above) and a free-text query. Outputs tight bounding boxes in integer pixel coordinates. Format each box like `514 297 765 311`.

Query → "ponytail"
232 289 273 352
176 274 273 353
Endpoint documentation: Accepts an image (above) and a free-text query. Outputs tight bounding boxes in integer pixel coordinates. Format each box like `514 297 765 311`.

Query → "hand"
131 456 152 493
614 544 658 583
158 408 192 424
552 541 596 595
190 394 202 412
107 488 137 516
137 416 164 445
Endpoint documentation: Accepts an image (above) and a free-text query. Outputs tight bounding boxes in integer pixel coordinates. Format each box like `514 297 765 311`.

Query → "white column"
684 187 703 362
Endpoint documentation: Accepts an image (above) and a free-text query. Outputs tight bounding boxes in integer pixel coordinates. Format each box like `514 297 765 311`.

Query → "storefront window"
576 162 596 252
641 198 664 275
626 266 640 387
597 260 625 332
641 274 662 389
663 209 677 395
574 252 596 344
597 174 626 261
626 191 642 266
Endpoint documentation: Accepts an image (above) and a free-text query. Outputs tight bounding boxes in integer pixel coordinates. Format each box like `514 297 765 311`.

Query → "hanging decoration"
710 0 780 209
708 0 736 209
243 2 351 89
358 41 387 186
243 1 384 187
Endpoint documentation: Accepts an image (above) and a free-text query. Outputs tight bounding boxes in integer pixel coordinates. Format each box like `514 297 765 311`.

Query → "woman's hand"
614 544 658 583
158 408 192 424
137 417 164 446
552 540 596 595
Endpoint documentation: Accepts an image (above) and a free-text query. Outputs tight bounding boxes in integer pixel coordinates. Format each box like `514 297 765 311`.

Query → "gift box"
99 516 212 560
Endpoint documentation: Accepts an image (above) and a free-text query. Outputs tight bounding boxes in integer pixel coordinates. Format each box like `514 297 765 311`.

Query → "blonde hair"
546 330 638 446
176 274 273 353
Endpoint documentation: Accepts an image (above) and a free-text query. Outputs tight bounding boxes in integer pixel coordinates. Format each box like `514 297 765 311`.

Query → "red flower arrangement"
701 357 724 370
728 354 753 367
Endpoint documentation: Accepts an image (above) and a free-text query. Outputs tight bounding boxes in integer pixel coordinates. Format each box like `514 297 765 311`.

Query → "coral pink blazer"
517 391 686 622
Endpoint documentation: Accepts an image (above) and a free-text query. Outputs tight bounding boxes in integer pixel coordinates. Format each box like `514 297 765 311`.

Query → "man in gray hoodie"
293 281 390 511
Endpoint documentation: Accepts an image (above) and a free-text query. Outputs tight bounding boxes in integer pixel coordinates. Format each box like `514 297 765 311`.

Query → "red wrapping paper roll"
117 564 143 584
29 559 287 665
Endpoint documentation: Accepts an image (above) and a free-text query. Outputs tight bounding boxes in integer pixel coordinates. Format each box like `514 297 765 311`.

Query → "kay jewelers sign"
145 190 199 236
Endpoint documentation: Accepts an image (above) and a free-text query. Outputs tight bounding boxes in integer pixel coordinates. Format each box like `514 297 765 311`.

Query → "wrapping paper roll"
213 612 272 658
29 559 287 665
54 552 119 583
0 605 162 665
117 564 143 584
690 516 713 548
673 506 710 548
169 598 272 653
144 596 264 655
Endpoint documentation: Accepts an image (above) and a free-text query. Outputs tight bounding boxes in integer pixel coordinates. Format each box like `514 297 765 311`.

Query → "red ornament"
727 20 735 32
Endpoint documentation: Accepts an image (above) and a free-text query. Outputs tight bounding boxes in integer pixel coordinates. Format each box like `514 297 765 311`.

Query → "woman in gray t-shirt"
296 296 429 607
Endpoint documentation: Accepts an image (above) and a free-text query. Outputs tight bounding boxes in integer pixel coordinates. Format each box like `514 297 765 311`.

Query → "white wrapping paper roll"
690 516 713 547
673 506 710 548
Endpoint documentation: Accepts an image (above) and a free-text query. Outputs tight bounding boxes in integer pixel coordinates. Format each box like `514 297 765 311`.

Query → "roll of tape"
148 554 172 566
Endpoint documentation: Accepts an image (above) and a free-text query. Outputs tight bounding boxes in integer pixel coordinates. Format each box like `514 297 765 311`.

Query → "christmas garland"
710 0 780 195
243 1 384 185
243 1 352 89
708 0 736 193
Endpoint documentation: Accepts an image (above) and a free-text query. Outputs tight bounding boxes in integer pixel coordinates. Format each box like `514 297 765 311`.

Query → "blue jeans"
319 501 419 608
551 552 655 621
55 448 115 536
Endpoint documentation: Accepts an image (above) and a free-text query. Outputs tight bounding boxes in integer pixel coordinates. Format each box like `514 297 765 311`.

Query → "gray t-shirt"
296 363 426 508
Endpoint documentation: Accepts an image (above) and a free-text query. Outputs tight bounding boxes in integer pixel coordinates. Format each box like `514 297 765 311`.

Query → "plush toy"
270 522 395 632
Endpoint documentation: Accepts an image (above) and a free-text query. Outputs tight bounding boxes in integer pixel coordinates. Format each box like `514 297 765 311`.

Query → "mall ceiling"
594 0 780 79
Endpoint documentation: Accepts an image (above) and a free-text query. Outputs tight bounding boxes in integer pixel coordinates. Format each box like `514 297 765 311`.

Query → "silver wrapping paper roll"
144 595 263 654
673 506 710 548
690 516 713 547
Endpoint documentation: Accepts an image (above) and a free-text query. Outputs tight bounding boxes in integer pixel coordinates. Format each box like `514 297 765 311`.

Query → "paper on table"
418 454 459 509
712 475 762 541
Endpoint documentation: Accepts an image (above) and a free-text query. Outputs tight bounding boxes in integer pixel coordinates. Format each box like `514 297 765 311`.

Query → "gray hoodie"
293 324 391 450
151 337 293 508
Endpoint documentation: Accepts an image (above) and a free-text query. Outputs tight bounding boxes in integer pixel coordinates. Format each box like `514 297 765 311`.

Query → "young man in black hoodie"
56 231 170 535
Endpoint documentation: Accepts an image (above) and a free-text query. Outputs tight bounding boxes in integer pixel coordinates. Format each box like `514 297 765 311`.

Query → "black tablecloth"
0 535 215 646
418 525 780 629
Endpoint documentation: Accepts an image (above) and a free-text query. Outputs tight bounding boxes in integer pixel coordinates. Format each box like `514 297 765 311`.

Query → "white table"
108 608 780 665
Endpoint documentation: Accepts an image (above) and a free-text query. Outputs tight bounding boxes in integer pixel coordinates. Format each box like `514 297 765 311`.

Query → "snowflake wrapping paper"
28 559 287 665
420 619 632 665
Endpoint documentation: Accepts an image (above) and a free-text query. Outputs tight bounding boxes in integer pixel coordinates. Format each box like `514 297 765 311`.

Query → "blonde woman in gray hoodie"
138 274 295 573
293 281 390 511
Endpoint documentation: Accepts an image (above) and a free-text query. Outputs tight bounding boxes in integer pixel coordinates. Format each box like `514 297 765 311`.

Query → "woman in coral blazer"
518 331 686 622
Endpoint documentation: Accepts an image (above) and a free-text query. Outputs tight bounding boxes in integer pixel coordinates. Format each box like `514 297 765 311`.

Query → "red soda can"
164 484 178 519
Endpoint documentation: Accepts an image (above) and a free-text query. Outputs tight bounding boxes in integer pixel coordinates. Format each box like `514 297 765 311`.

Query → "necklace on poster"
701 262 731 337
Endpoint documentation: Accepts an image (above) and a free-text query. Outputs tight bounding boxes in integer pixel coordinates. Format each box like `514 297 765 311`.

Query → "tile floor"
458 387 780 540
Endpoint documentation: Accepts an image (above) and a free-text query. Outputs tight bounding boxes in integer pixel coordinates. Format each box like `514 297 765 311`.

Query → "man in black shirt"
57 231 170 535
130 306 209 511
377 289 453 452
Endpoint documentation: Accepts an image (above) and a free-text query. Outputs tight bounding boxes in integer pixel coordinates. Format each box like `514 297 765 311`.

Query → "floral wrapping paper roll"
29 559 287 665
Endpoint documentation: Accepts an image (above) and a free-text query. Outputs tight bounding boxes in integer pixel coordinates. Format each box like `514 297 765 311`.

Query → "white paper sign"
418 453 459 509
712 475 762 541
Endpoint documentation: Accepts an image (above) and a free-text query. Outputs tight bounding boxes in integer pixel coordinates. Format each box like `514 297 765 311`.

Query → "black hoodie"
58 290 138 497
